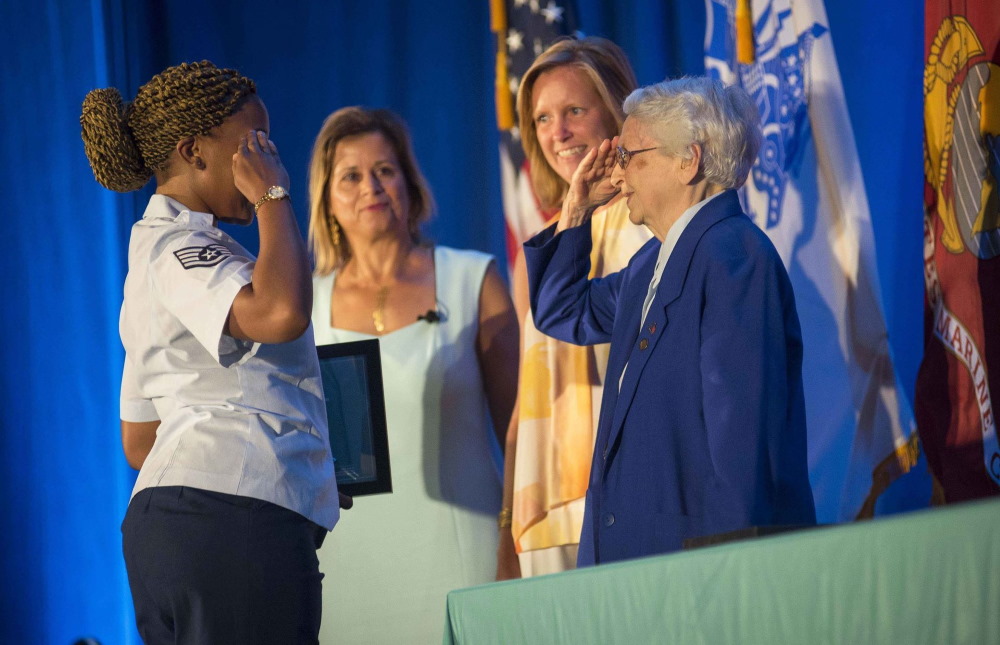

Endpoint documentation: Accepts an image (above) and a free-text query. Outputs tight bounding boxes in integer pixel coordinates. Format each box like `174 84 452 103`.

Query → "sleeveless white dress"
312 246 503 645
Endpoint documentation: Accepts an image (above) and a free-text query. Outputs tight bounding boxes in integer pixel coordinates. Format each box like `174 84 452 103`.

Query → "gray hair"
622 76 761 189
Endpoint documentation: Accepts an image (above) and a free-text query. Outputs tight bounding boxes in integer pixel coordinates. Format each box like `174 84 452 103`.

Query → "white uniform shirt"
120 195 339 529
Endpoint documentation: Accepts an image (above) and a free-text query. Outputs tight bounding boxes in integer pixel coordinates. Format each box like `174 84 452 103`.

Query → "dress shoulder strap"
433 246 494 333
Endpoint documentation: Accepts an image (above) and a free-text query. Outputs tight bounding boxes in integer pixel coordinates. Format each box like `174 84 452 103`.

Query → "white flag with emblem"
705 0 918 522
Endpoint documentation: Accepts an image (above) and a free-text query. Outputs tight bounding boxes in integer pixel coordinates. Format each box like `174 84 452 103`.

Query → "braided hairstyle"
81 61 256 192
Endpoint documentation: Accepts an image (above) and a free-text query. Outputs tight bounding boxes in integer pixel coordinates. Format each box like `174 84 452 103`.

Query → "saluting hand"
232 129 290 205
557 137 620 233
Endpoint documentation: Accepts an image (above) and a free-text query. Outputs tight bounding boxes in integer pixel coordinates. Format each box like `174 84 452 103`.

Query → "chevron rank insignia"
173 244 233 269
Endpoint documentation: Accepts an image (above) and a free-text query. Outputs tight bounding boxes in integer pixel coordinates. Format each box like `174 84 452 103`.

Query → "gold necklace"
372 286 389 333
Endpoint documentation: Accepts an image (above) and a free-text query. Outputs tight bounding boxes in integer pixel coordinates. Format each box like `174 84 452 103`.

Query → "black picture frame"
316 339 392 497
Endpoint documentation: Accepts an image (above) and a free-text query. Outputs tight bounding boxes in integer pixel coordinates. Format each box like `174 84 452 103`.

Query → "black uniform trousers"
122 486 326 645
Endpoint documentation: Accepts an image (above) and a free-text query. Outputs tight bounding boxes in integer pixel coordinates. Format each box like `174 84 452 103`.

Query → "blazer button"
648 322 657 334
639 338 649 350
604 513 615 527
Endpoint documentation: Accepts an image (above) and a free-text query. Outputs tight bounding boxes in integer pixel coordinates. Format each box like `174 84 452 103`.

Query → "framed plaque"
316 339 392 497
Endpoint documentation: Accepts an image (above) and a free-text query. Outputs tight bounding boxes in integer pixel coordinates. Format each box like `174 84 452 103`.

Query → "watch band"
254 185 290 213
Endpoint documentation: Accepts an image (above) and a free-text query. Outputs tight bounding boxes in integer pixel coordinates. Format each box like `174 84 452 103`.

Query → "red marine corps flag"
490 0 578 266
918 0 1000 501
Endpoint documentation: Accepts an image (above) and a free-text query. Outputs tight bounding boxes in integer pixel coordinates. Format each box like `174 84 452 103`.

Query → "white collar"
144 194 216 228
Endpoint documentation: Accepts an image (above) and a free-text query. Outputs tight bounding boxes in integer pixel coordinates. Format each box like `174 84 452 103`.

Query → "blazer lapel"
592 241 656 471
601 191 743 474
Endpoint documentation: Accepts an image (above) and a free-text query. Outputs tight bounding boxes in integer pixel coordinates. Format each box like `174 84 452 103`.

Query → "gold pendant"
373 286 389 333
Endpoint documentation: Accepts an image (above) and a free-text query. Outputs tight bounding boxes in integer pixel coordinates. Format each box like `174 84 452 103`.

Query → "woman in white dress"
306 107 519 644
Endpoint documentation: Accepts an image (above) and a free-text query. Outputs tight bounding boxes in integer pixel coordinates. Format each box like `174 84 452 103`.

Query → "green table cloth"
444 499 999 644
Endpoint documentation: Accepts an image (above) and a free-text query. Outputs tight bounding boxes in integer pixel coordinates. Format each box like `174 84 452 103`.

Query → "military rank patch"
173 244 233 269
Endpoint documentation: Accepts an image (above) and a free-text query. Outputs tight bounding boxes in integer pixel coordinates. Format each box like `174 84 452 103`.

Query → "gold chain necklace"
372 285 389 333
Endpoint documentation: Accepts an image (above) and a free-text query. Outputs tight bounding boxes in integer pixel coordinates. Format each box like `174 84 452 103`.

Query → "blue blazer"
524 190 816 565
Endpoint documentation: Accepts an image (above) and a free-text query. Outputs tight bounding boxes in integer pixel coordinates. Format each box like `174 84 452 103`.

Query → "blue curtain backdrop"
0 1 921 642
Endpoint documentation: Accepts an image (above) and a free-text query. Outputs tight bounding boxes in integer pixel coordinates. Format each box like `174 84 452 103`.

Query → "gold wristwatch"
254 185 290 213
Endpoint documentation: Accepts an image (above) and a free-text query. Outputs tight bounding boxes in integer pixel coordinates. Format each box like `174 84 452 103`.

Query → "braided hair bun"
80 61 256 192
81 88 148 192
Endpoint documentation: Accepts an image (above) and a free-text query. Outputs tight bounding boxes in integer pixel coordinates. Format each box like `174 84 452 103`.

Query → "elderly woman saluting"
525 76 816 566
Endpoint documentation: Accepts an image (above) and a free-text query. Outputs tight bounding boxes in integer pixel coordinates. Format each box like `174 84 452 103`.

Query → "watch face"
268 186 288 199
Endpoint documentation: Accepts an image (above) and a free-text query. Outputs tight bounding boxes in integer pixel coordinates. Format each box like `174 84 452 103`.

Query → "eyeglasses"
615 145 663 170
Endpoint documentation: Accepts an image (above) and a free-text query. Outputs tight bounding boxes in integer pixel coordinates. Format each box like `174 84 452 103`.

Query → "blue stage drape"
0 1 920 642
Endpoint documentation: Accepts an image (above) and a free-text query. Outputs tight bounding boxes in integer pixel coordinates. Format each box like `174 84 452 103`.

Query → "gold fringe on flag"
855 432 922 520
491 0 515 130
735 0 756 64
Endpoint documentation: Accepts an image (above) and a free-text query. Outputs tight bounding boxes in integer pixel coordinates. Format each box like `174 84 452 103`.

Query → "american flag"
490 0 579 266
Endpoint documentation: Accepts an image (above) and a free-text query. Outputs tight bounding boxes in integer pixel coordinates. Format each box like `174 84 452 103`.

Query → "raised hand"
232 129 290 205
225 127 311 344
557 137 620 232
